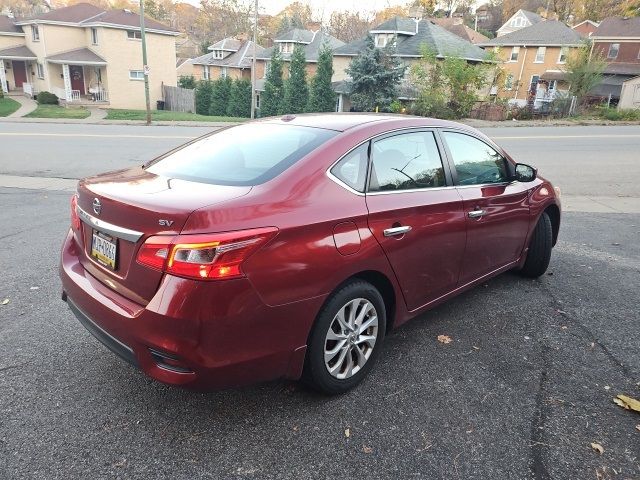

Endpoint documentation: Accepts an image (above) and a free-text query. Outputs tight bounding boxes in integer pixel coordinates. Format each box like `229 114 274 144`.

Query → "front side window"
535 46 546 63
558 46 568 63
510 46 519 62
147 124 337 186
203 65 210 80
442 131 508 186
221 66 228 78
330 144 369 192
91 27 98 45
31 25 39 41
608 43 619 59
127 30 142 40
36 63 44 79
129 70 144 80
369 131 446 192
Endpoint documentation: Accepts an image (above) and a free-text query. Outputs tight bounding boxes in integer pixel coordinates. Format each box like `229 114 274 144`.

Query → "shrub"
178 75 196 90
597 106 640 121
195 80 213 115
36 91 58 105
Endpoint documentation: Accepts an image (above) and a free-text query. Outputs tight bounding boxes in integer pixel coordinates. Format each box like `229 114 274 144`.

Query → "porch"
0 45 37 95
46 48 109 105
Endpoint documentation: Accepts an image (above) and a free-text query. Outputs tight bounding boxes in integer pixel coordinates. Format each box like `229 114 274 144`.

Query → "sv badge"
158 219 174 227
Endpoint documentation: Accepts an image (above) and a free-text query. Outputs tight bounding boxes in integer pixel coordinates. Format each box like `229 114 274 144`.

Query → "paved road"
0 123 639 479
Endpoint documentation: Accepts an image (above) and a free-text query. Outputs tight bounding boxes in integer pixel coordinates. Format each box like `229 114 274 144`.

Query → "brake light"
137 227 277 281
70 194 81 230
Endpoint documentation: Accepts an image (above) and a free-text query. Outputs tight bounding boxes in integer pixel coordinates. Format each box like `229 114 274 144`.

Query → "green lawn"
105 109 245 122
0 97 21 117
25 105 90 119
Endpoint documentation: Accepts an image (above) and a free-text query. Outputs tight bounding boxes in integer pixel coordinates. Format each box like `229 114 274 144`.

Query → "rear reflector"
70 194 81 230
137 227 277 281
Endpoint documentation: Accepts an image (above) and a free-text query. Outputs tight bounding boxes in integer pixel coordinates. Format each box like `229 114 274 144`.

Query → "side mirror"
515 163 537 182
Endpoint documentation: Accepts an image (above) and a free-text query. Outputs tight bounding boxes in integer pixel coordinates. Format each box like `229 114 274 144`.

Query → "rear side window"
147 124 337 186
369 131 446 192
330 143 369 192
442 132 508 186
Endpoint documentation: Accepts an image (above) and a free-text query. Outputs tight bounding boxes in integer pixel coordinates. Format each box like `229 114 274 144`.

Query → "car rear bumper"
59 229 323 390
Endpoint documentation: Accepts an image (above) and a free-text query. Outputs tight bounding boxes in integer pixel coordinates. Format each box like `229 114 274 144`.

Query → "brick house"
0 3 178 109
590 16 640 101
480 21 583 107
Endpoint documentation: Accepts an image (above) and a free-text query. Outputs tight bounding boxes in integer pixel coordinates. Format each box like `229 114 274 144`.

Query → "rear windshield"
146 123 337 186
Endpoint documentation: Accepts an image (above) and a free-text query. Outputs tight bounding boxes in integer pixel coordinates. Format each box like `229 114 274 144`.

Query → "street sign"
143 65 150 76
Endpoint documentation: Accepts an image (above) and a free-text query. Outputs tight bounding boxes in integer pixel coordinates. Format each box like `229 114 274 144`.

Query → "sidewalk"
6 94 37 118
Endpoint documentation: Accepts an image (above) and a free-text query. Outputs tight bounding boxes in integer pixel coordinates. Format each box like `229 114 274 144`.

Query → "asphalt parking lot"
0 123 638 479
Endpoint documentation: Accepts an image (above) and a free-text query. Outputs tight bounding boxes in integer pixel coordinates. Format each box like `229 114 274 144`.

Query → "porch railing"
90 89 109 102
71 90 81 102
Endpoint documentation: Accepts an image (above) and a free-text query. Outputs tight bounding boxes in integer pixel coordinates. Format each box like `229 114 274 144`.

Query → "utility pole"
250 0 258 119
139 0 152 125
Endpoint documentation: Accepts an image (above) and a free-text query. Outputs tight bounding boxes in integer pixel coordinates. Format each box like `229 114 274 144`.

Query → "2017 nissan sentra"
60 114 561 394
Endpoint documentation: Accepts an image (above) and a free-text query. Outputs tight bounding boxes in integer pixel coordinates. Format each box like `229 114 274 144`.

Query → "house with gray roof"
480 21 582 106
496 9 543 37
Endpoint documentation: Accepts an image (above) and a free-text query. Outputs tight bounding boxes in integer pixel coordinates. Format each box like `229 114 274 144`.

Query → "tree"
618 0 640 16
195 0 252 47
372 6 408 25
328 11 372 43
307 44 336 113
195 80 213 115
411 46 493 119
564 42 606 107
345 35 406 112
260 49 284 117
209 76 232 116
178 75 197 89
282 45 308 114
227 78 252 117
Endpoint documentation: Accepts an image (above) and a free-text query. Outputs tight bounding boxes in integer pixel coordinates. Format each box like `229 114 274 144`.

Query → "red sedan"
60 114 561 394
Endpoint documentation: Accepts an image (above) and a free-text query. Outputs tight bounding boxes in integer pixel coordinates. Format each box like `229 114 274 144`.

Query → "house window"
505 73 514 90
607 43 619 59
510 16 525 28
256 93 260 109
31 25 40 41
548 80 557 91
558 46 568 63
203 65 210 80
91 27 98 45
510 46 520 62
221 67 228 78
213 50 224 59
36 63 44 79
375 34 393 48
129 70 145 80
127 30 142 40
534 47 546 63
280 42 293 54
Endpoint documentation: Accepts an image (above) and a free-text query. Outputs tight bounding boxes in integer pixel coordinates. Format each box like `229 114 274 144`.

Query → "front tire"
519 211 553 278
302 281 386 395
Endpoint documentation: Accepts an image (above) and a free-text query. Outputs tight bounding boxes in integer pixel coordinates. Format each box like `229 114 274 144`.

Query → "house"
480 20 583 107
256 28 344 79
180 38 266 81
618 75 640 109
332 16 489 111
0 3 179 109
431 17 489 44
572 19 599 38
590 16 640 101
496 9 543 37
474 3 502 34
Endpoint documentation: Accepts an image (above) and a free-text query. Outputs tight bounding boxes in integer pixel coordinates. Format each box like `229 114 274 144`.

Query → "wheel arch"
544 203 560 246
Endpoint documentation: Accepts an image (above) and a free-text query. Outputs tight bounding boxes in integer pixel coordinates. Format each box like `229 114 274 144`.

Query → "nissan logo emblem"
92 198 102 215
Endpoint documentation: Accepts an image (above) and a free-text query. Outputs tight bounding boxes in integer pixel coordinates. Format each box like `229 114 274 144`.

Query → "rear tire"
519 211 553 278
302 280 386 395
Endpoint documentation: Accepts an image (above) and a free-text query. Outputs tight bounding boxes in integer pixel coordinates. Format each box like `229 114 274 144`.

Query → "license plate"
91 230 117 270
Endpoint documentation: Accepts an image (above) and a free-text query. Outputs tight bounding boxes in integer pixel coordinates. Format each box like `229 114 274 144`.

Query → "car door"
365 129 466 312
440 130 531 285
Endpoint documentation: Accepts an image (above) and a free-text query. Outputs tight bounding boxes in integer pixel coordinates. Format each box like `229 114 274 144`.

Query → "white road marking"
0 133 197 139
492 134 640 140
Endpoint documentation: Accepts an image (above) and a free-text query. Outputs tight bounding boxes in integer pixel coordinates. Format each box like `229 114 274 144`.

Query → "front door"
69 65 85 94
440 130 531 285
365 130 466 311
12 61 27 89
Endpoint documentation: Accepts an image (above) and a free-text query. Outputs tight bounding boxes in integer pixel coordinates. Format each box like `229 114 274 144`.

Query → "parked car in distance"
60 114 561 394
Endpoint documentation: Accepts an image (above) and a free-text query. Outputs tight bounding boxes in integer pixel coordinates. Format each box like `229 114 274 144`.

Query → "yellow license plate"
91 230 117 270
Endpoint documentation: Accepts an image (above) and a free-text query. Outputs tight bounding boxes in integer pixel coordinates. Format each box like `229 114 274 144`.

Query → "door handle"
383 226 412 237
468 209 486 219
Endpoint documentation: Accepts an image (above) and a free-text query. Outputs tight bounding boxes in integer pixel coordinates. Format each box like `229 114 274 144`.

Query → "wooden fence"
163 85 195 113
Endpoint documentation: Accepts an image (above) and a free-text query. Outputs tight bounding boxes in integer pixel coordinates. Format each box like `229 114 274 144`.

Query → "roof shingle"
46 47 107 64
593 16 640 37
0 45 37 59
0 15 23 34
259 30 344 62
481 20 583 46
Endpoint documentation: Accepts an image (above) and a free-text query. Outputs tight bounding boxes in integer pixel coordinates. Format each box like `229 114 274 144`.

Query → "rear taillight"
137 227 277 281
70 194 81 230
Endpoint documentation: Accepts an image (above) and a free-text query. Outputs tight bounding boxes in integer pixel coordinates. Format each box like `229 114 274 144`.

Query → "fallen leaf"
362 445 373 454
1 299 8 305
437 335 452 344
590 442 604 454
615 394 640 413
604 385 610 391
344 428 350 438
293 425 299 432
561 326 568 330
472 346 480 350
635 425 640 432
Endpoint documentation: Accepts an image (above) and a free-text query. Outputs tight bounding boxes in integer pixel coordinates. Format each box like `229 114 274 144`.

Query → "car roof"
255 113 465 132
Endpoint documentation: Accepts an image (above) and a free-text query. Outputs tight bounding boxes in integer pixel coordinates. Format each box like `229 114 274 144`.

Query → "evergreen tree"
195 80 213 115
227 78 252 117
307 44 336 113
346 35 406 112
209 76 232 116
282 45 308 114
261 49 284 117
